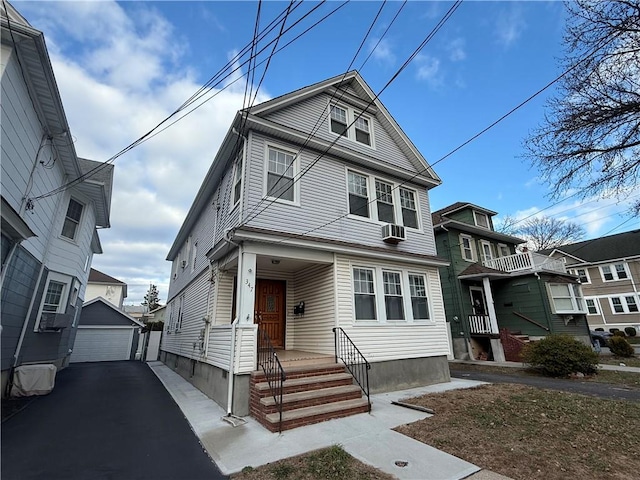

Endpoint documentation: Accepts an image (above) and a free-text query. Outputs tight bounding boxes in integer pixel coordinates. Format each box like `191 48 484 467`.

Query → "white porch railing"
469 315 493 334
483 251 566 274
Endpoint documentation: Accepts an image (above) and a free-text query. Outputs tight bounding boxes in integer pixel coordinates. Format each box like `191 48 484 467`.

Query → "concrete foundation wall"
368 355 450 393
451 337 470 360
160 351 251 416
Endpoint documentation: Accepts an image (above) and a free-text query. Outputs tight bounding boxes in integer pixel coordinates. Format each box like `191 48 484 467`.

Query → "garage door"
71 327 134 363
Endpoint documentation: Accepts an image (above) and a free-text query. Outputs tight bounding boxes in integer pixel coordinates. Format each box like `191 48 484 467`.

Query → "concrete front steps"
250 363 370 432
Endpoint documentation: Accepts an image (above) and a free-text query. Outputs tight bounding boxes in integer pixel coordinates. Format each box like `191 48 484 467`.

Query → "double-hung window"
330 105 348 137
460 235 475 262
348 172 369 218
354 114 371 145
383 271 404 321
600 263 629 281
585 298 599 315
61 198 83 240
353 268 376 320
232 156 242 207
266 147 295 202
43 281 65 314
399 188 418 228
571 268 590 284
375 180 395 223
610 296 639 314
473 211 490 229
497 244 510 257
549 283 585 314
409 274 429 320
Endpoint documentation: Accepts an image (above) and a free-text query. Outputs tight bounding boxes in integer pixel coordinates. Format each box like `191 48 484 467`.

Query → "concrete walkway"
148 361 510 480
450 359 640 373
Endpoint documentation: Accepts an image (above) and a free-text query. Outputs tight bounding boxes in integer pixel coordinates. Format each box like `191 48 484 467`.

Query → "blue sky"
15 1 640 304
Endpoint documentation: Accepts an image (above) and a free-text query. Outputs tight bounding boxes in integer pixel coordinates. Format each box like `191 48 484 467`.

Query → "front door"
254 279 286 348
470 287 487 316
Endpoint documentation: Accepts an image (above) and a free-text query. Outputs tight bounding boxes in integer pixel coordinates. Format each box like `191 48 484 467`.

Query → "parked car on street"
590 330 613 347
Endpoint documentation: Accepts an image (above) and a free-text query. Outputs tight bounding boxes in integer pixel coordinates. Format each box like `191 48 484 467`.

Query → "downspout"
202 262 214 359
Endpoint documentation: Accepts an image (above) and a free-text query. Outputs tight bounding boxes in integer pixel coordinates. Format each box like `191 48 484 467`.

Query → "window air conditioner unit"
39 313 73 331
382 224 406 244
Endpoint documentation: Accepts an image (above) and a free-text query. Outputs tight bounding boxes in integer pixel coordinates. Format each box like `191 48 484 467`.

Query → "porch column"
237 251 257 324
483 276 506 362
482 277 499 334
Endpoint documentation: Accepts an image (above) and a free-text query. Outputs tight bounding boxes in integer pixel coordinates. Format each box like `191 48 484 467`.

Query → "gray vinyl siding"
79 302 137 326
167 165 238 302
0 245 41 370
264 93 417 172
334 254 450 362
244 131 437 256
291 263 335 354
162 269 210 360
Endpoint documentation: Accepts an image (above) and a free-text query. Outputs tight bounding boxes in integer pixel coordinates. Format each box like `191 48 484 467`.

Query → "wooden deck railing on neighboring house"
484 251 566 274
468 315 493 334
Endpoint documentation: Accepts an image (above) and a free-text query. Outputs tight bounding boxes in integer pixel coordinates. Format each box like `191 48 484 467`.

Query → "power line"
241 0 463 226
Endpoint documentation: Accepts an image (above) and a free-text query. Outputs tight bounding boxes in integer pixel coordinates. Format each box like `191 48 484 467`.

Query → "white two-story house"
1 3 113 395
161 71 450 429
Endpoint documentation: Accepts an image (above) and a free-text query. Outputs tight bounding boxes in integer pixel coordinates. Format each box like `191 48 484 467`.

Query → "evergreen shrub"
521 334 599 377
608 336 635 357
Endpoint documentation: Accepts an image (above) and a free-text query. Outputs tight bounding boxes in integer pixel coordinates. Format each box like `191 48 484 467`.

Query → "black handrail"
257 327 286 433
332 327 371 412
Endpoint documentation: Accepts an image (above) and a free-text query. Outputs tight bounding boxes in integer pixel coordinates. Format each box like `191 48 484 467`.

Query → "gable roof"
431 202 497 226
80 297 144 327
167 71 440 260
89 268 126 285
543 229 640 264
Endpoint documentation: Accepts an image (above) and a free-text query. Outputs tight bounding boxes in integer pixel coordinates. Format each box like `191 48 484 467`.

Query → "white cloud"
20 1 269 304
494 5 527 48
415 54 442 86
368 38 396 65
447 37 466 62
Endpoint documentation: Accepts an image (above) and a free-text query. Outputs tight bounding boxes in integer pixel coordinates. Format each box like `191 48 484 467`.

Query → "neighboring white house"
85 268 128 309
1 2 113 395
161 71 451 418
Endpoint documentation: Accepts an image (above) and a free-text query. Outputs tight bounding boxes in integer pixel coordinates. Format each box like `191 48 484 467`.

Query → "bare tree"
524 1 640 213
502 216 586 251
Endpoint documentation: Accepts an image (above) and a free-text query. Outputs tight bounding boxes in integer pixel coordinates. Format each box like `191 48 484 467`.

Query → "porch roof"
457 263 511 280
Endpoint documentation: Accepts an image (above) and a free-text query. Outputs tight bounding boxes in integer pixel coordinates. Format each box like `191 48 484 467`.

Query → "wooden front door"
254 279 286 348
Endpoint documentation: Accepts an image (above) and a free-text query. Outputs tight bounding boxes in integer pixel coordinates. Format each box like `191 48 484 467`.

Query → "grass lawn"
396 384 640 480
231 445 395 480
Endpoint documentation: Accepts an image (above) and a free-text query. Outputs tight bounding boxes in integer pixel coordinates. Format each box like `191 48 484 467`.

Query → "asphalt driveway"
2 361 226 480
450 367 640 402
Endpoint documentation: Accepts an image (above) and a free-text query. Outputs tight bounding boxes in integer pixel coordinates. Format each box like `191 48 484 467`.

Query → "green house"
432 202 591 361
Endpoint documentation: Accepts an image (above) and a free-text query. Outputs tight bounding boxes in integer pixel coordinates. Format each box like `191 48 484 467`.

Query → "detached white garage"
71 298 143 363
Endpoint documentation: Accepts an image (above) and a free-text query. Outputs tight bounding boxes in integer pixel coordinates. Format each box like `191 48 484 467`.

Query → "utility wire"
241 0 462 226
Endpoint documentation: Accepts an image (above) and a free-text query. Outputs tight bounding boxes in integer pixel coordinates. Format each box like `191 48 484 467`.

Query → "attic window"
473 211 490 229
329 104 374 147
354 115 370 145
330 105 348 137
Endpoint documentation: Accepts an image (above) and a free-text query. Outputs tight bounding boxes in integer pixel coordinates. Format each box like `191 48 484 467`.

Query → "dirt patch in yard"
395 383 640 480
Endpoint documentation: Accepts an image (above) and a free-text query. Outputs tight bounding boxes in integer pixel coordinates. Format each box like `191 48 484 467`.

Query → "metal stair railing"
333 327 371 412
257 327 286 433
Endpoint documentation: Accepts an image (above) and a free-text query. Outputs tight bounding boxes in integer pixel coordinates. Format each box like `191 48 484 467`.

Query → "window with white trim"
329 104 374 147
353 268 376 320
480 240 493 263
61 198 83 240
191 241 198 271
347 171 420 229
266 146 296 202
330 105 348 137
548 283 586 314
354 114 371 145
232 156 242 207
473 211 490 229
497 244 510 257
348 171 370 218
375 180 395 224
609 295 639 314
460 234 476 262
42 281 66 314
174 294 185 331
600 263 629 282
585 298 599 315
383 271 404 321
570 268 590 284
399 188 418 228
409 274 430 320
